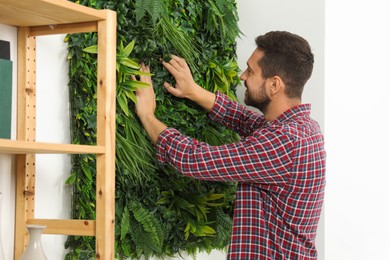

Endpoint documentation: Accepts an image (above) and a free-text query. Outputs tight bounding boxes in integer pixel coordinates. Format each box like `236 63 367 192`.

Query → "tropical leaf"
123 40 135 57
82 45 98 54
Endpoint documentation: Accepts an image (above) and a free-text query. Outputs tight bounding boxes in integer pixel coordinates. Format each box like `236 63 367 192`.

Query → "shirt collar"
271 104 311 124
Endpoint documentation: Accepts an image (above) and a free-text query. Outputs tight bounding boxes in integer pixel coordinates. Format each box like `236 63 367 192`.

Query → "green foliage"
204 0 242 41
134 0 165 24
116 198 165 258
154 16 199 74
65 0 241 258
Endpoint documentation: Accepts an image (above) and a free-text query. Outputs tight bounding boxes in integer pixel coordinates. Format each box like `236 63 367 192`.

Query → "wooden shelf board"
0 0 106 27
0 138 105 154
27 219 95 236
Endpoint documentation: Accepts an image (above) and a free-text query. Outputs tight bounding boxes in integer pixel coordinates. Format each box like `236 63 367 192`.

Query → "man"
135 31 326 259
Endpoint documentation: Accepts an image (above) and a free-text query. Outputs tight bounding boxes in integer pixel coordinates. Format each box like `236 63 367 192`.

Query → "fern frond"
128 199 164 254
135 0 166 25
207 0 225 17
223 12 242 40
134 0 148 22
129 217 160 257
120 207 131 240
216 208 233 230
206 0 242 41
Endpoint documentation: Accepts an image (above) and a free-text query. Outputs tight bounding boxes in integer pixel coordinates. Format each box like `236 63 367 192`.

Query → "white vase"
0 192 5 260
20 225 48 260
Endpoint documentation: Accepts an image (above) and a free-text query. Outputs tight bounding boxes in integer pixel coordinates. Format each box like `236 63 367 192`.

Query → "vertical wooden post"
95 10 117 260
14 27 37 259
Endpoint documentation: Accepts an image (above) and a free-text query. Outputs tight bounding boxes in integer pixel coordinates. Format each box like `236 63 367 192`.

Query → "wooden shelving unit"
0 0 117 259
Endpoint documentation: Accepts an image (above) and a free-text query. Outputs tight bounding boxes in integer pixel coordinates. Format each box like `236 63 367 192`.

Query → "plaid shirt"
156 91 326 259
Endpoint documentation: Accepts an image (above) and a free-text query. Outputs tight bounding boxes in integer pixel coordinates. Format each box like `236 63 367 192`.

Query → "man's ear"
269 76 283 96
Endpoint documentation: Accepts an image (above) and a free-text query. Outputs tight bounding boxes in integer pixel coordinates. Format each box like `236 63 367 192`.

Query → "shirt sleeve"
208 91 265 137
156 126 294 185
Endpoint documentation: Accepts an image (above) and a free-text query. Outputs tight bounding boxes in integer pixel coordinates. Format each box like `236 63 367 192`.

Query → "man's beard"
244 81 271 114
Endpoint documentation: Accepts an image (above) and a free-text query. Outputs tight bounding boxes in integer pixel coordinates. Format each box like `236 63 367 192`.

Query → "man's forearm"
139 114 168 145
188 84 216 112
138 87 215 146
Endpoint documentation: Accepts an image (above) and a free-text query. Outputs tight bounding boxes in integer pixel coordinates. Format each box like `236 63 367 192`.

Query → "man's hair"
255 31 314 99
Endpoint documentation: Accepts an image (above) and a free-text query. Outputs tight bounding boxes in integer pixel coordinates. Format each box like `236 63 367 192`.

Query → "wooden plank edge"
0 139 105 154
27 219 96 236
40 0 108 20
29 21 98 36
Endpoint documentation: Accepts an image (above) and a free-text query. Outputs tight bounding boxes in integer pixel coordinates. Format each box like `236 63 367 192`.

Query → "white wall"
325 1 390 259
35 34 72 259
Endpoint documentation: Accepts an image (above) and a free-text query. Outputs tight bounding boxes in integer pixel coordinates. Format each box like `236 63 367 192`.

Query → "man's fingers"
162 55 188 74
169 56 189 71
138 64 152 85
140 63 150 72
163 82 174 91
163 82 179 96
162 60 180 76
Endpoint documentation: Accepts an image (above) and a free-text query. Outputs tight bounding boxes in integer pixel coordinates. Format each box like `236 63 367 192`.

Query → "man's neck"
264 98 301 122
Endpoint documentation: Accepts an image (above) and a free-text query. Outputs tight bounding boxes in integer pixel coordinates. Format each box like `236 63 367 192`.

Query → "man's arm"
162 55 216 111
137 114 167 145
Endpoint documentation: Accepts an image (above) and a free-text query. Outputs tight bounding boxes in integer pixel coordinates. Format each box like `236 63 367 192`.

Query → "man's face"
240 49 271 113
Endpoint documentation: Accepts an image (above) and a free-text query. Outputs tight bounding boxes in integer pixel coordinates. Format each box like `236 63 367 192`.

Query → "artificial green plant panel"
65 0 241 259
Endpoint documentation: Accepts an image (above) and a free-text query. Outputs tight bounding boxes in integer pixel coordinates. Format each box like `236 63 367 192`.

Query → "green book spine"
0 58 12 139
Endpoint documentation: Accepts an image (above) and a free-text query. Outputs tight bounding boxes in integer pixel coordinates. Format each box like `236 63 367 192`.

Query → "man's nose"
239 72 245 81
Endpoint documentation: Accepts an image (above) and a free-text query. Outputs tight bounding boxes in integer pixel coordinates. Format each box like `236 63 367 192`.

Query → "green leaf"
83 45 98 54
125 80 151 90
119 57 140 69
120 207 131 240
117 94 129 116
156 198 170 205
65 173 77 185
199 225 216 235
123 40 135 57
127 69 153 76
206 202 225 207
207 193 225 200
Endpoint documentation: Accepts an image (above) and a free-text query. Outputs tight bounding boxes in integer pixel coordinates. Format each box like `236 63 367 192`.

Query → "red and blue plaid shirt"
156 91 326 259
